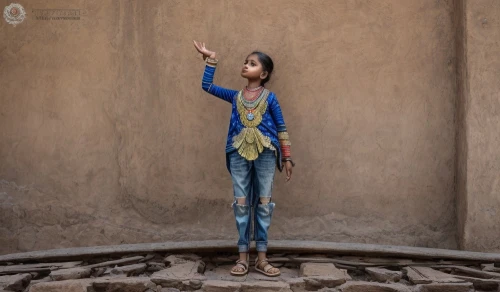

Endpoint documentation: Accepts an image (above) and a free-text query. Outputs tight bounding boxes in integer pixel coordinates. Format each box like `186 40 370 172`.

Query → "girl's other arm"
269 95 294 180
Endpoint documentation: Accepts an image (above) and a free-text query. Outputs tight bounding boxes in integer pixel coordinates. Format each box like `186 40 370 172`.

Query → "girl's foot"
230 259 249 276
255 257 281 277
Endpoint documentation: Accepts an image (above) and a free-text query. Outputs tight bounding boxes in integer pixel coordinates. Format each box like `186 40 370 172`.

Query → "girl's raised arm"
194 40 238 103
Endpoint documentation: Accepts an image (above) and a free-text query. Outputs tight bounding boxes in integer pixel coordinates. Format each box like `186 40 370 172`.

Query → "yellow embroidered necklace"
237 89 268 127
232 89 274 160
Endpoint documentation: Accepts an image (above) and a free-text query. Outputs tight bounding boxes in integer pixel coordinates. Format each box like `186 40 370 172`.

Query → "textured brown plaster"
0 0 458 255
454 0 468 250
460 0 500 251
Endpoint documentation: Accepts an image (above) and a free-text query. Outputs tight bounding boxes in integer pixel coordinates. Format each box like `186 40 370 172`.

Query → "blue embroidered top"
201 59 290 172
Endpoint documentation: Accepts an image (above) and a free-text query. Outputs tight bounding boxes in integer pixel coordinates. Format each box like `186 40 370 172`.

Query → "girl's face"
241 54 266 81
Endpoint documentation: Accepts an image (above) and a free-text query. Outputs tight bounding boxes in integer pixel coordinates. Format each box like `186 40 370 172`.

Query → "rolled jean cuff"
256 242 267 252
238 244 249 253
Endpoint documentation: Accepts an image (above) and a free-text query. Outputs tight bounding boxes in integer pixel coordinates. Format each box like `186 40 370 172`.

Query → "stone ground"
1 251 500 291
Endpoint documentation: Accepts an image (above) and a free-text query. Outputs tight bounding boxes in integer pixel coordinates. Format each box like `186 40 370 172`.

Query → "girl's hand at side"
193 40 216 60
285 161 293 182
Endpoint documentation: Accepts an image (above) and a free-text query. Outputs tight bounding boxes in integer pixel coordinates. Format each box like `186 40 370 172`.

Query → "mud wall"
458 0 500 251
0 0 464 254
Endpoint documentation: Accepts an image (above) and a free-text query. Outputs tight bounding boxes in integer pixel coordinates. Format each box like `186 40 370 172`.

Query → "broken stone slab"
197 260 206 274
164 254 201 265
159 288 182 292
403 267 432 284
481 263 500 272
240 280 292 292
29 276 52 285
102 267 127 278
403 267 465 284
163 254 206 275
0 273 32 291
29 279 95 292
186 279 203 290
337 256 415 265
300 263 350 278
285 277 306 292
297 262 351 289
85 255 144 269
146 262 167 272
110 263 147 276
140 253 157 262
0 261 82 275
140 253 167 263
336 281 412 292
92 276 157 292
413 282 474 292
91 267 106 277
150 270 206 290
49 267 91 281
306 276 348 289
304 278 323 290
202 280 242 292
30 277 157 292
451 274 500 291
158 279 204 291
365 267 402 282
25 276 52 292
151 254 206 289
0 267 50 276
449 265 500 279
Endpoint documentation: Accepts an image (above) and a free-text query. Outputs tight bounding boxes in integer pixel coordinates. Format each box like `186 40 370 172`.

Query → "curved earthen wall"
0 0 458 254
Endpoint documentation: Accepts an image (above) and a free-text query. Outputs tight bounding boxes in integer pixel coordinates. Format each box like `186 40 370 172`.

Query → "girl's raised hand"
193 40 216 60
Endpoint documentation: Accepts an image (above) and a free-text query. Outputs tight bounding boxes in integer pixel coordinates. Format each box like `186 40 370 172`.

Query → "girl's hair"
248 51 274 86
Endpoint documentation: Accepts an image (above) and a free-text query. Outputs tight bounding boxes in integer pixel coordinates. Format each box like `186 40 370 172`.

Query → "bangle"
205 57 218 67
282 158 295 167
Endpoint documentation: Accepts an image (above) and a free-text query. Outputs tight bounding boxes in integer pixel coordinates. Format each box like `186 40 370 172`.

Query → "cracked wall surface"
0 0 462 254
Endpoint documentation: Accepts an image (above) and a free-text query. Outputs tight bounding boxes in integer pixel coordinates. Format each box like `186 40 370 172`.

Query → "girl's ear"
260 71 268 80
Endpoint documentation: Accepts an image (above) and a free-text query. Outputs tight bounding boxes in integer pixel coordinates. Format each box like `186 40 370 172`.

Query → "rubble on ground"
1 251 498 291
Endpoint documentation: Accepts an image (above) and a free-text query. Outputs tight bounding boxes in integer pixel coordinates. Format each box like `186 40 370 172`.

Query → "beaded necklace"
241 88 267 114
243 86 264 103
237 89 269 125
245 85 263 92
243 89 263 102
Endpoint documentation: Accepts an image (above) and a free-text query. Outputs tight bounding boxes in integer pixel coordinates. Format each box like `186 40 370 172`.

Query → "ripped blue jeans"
229 148 276 253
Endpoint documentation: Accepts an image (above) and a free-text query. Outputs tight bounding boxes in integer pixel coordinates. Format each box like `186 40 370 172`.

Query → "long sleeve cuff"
202 57 219 92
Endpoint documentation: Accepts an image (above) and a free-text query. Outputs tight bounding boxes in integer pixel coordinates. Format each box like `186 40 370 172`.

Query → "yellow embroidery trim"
278 131 291 146
232 90 274 161
233 128 274 161
278 131 289 140
235 90 268 128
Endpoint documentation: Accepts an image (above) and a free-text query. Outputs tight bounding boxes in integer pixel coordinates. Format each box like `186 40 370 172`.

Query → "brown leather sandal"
230 259 249 276
255 257 281 277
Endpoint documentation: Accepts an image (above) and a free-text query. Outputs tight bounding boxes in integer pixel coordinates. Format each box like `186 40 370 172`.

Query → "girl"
193 41 295 277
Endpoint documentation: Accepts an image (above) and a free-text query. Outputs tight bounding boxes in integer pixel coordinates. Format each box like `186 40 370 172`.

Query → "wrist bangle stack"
282 158 295 167
205 57 218 67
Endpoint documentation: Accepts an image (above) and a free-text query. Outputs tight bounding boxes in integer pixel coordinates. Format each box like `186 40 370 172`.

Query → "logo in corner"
3 3 26 27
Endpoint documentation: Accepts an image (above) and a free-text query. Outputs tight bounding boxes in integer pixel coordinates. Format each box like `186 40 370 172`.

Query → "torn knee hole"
236 198 246 205
259 198 271 204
